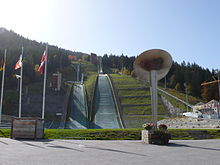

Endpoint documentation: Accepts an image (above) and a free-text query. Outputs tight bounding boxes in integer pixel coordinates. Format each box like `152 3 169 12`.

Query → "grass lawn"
1 128 220 140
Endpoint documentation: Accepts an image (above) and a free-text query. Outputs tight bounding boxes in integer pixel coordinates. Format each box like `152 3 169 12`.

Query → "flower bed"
142 123 171 145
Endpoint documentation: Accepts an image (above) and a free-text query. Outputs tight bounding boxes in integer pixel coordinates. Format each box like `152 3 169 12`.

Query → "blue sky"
0 0 220 70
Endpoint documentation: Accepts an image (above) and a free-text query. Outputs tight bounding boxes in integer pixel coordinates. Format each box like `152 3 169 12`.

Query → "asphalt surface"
1 138 220 165
92 74 120 129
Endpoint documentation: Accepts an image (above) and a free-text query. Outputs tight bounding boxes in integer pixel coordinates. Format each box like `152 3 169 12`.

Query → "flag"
15 54 22 70
38 50 47 74
39 46 48 119
0 58 5 71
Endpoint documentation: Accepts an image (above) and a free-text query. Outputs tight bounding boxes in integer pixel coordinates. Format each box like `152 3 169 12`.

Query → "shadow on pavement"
0 140 8 145
16 139 84 152
168 142 220 152
18 139 53 143
47 144 84 152
57 140 147 157
20 141 45 149
86 146 147 157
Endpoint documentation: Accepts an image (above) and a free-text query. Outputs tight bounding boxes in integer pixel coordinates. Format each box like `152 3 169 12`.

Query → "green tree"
122 68 130 75
175 83 182 91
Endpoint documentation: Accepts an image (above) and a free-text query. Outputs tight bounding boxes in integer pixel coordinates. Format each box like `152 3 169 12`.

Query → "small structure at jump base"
11 117 44 139
134 49 172 144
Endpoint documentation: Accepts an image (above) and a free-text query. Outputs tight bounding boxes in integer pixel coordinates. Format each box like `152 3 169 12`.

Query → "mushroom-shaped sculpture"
134 49 172 82
134 49 172 127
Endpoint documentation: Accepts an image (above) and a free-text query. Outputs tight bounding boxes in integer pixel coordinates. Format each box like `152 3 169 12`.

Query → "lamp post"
77 64 80 82
184 83 189 112
215 69 220 118
164 76 167 89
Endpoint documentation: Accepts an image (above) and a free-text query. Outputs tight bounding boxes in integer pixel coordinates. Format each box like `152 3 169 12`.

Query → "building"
192 100 220 119
50 72 62 91
90 53 97 65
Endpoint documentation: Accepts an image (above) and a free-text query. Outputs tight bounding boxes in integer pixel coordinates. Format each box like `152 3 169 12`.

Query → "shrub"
142 123 154 130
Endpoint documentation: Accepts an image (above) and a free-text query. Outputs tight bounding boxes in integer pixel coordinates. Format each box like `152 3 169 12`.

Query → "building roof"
207 99 219 104
195 102 205 106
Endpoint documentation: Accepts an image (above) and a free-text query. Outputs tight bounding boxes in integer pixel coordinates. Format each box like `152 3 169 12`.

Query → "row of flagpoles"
0 45 48 124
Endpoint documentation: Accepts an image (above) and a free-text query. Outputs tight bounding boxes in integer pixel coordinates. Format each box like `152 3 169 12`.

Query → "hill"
102 54 219 102
0 27 89 86
0 27 90 120
110 74 168 128
110 73 202 128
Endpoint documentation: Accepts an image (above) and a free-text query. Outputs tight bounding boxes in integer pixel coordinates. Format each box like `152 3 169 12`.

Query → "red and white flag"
38 50 47 74
14 54 22 70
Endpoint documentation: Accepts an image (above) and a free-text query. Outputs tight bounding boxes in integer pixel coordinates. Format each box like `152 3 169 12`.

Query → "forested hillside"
102 54 219 101
0 27 218 102
0 27 87 89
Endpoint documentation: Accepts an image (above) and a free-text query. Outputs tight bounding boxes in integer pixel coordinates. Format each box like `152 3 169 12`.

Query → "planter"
142 130 170 145
142 130 152 144
150 134 170 145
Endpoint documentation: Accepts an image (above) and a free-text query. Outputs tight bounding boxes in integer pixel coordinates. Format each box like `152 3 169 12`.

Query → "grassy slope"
82 61 98 102
159 87 202 112
110 74 169 128
110 74 203 128
162 88 201 105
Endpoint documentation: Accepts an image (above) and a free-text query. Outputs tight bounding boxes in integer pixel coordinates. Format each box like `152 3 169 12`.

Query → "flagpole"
42 45 48 119
0 49 6 124
19 47 23 118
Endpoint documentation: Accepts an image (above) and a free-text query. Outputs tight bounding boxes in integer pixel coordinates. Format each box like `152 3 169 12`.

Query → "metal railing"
158 88 192 108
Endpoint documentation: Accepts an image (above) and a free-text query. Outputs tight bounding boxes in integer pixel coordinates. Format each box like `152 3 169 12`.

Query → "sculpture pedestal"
142 130 170 145
142 130 152 144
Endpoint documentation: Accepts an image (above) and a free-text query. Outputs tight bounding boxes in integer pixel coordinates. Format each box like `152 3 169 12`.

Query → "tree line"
0 27 218 102
102 54 219 102
0 27 84 89
102 54 135 74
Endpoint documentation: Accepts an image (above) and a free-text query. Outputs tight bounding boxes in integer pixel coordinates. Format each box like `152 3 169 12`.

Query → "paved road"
0 138 220 165
92 74 120 129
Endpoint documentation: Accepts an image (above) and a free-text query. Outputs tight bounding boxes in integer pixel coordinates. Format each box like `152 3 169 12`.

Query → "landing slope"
92 74 120 129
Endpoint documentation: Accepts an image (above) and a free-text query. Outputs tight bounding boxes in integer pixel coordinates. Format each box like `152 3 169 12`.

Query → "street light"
215 69 220 118
215 69 220 102
184 83 189 112
164 76 167 89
